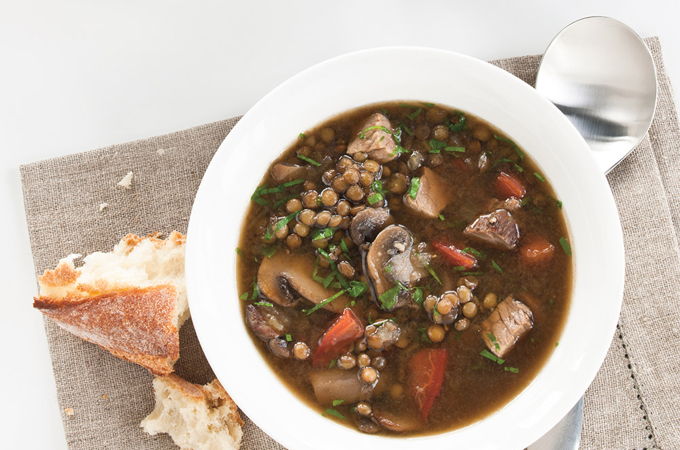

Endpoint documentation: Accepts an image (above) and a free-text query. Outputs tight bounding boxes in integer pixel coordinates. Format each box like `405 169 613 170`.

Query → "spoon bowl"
535 16 657 173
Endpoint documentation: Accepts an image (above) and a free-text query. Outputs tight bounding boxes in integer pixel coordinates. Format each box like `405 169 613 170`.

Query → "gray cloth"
20 37 678 450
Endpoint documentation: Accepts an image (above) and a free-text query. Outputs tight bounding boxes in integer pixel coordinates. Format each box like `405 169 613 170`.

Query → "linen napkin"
20 37 679 449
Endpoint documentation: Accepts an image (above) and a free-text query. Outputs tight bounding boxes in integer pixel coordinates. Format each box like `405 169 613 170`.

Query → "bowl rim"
186 46 625 450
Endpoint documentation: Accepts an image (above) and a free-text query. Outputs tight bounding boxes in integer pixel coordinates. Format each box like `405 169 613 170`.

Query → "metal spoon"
528 16 657 449
535 16 657 173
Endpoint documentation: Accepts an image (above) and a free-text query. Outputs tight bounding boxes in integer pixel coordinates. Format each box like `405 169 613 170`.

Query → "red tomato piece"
495 171 526 199
432 241 478 269
408 348 448 420
312 308 364 368
520 236 555 265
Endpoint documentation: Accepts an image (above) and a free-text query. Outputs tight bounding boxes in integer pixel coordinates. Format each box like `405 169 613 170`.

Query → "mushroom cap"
349 207 392 245
257 252 349 313
365 225 424 310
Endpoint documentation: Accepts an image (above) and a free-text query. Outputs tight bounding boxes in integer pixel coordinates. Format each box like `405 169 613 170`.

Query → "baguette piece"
142 375 243 450
33 232 187 375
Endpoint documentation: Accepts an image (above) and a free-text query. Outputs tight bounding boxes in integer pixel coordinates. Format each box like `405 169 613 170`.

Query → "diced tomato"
520 236 555 265
432 241 478 269
408 348 448 420
312 308 364 368
495 171 526 199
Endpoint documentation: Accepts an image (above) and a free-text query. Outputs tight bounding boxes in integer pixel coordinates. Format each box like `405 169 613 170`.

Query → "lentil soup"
237 102 572 436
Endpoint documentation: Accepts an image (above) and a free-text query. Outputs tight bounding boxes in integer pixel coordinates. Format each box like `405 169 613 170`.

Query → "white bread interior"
142 375 243 450
38 231 188 326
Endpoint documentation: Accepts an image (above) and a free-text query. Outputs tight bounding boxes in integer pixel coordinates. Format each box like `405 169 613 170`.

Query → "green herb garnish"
251 179 305 205
261 245 277 258
533 172 546 182
448 113 466 132
358 125 392 139
296 153 321 167
253 301 273 307
298 132 306 139
391 145 410 156
332 399 345 407
408 177 421 199
555 199 563 209
462 247 485 259
461 271 485 276
239 292 248 300
235 247 244 257
480 349 505 365
407 107 423 120
303 289 346 315
378 285 402 310
367 192 384 205
428 139 447 153
559 237 572 256
491 260 503 273
347 280 368 298
340 239 350 255
486 332 501 351
264 211 300 240
444 146 465 153
494 134 525 160
400 123 414 136
422 102 435 108
323 408 346 420
492 157 524 173
438 214 445 221
311 227 335 241
328 359 337 369
418 327 432 343
426 265 442 284
285 334 292 342
370 180 386 195
504 366 519 373
249 281 260 301
412 287 424 305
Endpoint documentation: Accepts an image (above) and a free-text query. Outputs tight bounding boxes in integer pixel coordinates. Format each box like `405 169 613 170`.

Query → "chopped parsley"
400 123 415 136
323 408 346 420
491 260 503 273
303 289 346 315
311 227 335 241
251 179 305 205
378 285 402 310
261 245 277 258
555 199 563 209
438 213 445 221
296 153 321 167
407 107 423 120
285 334 292 342
332 399 345 407
412 287 424 305
252 301 273 307
492 157 524 173
408 177 421 199
328 359 337 369
298 132 306 139
367 192 384 205
494 134 525 160
462 247 485 259
340 239 350 255
235 247 244 257
358 125 392 139
391 145 410 156
559 237 572 256
426 265 442 284
264 211 300 240
504 366 519 373
448 113 467 132
480 349 505 365
422 102 435 107
239 292 248 300
533 172 546 182
486 332 501 351
428 139 447 153
444 146 466 153
347 280 368 298
418 327 432 343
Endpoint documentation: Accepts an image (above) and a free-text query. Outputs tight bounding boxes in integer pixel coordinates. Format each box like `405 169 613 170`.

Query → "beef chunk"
403 167 450 219
347 113 398 163
464 209 519 250
481 296 533 357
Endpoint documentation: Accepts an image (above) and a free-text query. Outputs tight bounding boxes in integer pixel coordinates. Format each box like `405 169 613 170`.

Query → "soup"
237 102 571 435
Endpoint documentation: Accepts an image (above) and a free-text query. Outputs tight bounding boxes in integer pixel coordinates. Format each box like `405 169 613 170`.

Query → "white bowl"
186 48 624 450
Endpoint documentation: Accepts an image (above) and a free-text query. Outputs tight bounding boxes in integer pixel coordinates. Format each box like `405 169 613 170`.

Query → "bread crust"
35 286 180 375
33 231 186 375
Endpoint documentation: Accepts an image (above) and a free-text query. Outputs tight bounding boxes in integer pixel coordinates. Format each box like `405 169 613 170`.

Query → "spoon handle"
527 397 584 450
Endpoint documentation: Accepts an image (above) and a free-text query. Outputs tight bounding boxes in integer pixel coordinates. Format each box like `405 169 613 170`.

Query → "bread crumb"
64 407 75 416
101 394 109 400
98 202 109 212
117 171 134 189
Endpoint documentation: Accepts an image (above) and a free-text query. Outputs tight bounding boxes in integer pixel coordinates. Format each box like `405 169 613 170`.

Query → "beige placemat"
20 37 679 450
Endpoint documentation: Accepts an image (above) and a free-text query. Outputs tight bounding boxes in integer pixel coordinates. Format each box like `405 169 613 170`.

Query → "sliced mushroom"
347 113 398 163
349 207 392 245
365 225 425 310
403 167 450 219
463 209 520 250
258 253 349 313
270 163 308 183
372 408 423 432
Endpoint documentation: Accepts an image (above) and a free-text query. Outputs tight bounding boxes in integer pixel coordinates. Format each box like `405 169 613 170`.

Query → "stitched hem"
616 323 660 449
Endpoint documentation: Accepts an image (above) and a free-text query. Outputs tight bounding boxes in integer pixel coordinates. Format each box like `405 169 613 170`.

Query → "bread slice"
33 232 188 375
142 374 243 450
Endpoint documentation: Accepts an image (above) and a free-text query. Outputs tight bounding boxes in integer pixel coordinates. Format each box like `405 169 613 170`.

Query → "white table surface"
1 1 678 448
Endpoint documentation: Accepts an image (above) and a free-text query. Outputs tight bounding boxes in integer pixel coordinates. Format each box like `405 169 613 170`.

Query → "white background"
1 1 678 448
